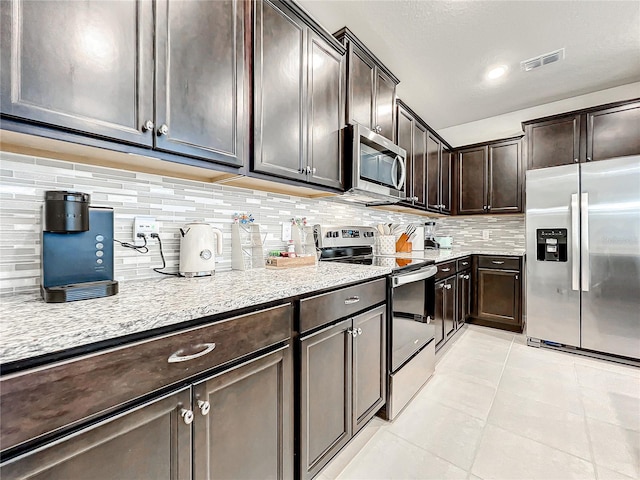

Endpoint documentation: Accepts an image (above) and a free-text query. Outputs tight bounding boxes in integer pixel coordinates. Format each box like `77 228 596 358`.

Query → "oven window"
360 139 402 189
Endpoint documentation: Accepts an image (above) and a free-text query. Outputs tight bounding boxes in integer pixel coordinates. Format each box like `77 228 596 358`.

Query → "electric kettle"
179 223 223 277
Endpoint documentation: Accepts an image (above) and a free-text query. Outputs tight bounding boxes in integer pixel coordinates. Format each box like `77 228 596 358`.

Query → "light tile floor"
319 325 640 480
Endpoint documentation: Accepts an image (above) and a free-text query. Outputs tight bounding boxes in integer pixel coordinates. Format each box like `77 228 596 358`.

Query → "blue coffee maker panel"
42 208 114 288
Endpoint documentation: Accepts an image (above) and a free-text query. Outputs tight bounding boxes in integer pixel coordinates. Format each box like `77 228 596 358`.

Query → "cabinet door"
457 271 471 328
307 32 345 189
253 0 306 179
1 388 191 480
154 0 245 166
352 306 386 434
458 146 488 214
374 70 396 140
0 0 154 146
525 114 582 169
426 131 441 211
476 268 521 326
440 148 452 214
193 347 293 480
587 102 640 162
434 281 445 348
300 319 352 480
347 45 375 130
397 107 414 203
489 139 521 213
412 122 427 208
444 278 456 339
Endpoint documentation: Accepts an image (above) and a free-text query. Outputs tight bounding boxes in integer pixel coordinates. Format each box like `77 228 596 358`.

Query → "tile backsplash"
0 151 523 295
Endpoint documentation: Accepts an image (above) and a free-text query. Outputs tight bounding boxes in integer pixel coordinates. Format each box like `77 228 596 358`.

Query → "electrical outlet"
281 222 292 242
134 216 159 245
482 230 490 240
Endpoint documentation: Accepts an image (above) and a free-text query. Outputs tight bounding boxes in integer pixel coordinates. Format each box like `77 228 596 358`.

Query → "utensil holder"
377 235 396 255
397 241 412 253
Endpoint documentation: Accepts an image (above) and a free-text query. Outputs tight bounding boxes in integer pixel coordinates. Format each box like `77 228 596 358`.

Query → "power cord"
114 234 149 254
151 233 180 276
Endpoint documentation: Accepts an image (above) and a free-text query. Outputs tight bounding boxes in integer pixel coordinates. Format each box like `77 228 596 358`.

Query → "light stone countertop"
0 263 391 366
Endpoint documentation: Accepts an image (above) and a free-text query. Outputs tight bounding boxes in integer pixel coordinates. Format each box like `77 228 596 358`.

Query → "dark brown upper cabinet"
253 0 345 190
523 99 640 170
440 148 452 214
0 0 154 146
457 136 522 215
335 27 399 142
0 0 247 167
397 103 425 208
425 131 452 214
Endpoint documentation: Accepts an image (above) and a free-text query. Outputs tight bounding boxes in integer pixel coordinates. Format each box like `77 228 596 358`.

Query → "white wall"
437 82 640 147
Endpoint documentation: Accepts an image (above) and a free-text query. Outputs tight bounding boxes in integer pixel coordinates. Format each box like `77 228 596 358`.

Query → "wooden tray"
265 255 316 268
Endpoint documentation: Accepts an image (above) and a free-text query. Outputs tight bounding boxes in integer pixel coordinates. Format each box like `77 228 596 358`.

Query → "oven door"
351 124 406 199
390 265 437 372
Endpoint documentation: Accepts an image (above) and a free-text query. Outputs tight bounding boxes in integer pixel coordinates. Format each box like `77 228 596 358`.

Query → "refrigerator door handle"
571 193 580 291
581 192 590 292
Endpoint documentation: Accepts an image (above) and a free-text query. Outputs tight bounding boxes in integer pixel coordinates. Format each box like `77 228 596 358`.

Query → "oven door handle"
392 265 438 287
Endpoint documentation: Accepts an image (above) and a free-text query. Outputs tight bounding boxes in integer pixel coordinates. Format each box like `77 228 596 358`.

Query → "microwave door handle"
391 155 406 191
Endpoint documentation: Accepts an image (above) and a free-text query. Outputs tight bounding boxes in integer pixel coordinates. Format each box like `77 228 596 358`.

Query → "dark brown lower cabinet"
0 388 192 479
300 305 386 480
435 277 456 349
456 269 471 329
472 256 523 331
1 347 293 480
194 346 293 480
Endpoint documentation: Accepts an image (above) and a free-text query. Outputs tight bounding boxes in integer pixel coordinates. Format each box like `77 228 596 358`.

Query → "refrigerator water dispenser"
536 228 567 262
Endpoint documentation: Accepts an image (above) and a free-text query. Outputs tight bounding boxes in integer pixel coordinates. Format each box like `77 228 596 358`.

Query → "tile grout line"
465 334 516 477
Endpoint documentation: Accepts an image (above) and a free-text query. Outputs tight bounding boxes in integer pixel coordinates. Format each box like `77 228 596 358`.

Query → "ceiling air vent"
521 48 565 72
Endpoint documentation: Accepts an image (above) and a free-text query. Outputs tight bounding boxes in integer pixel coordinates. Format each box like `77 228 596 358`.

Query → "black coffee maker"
41 191 118 302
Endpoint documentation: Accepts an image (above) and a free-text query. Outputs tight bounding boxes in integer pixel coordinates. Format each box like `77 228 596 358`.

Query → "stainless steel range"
315 225 438 420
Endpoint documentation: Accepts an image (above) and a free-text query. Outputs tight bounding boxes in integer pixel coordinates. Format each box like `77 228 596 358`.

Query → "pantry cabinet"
336 27 399 141
0 0 247 167
457 136 523 215
252 0 345 189
523 99 640 170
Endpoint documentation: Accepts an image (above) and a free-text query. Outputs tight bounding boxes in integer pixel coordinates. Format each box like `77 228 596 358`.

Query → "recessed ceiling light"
486 65 508 80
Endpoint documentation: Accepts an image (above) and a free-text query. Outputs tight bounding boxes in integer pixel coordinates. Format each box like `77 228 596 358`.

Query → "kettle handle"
211 228 223 255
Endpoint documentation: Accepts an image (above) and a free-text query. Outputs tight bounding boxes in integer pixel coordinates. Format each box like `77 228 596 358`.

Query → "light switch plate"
281 222 292 242
482 230 490 240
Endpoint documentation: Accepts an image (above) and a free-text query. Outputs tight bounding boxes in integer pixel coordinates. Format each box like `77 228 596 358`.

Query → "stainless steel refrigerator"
526 156 640 360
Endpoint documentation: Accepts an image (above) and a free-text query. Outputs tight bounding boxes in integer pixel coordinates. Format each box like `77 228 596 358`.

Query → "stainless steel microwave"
343 123 407 205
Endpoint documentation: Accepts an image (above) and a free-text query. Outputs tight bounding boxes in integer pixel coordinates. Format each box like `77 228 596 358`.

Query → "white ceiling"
298 0 640 132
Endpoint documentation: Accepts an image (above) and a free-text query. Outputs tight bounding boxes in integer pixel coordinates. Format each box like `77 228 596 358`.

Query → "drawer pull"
357 328 363 336
347 329 358 338
491 261 505 265
197 400 211 416
444 284 452 290
180 408 194 425
461 262 468 266
168 343 216 363
441 267 451 272
344 296 360 305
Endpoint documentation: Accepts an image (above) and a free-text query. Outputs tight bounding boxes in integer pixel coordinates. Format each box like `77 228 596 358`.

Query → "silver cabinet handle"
347 329 358 338
441 267 451 272
299 167 306 174
487 205 491 210
491 261 504 265
586 157 592 162
515 274 519 280
344 296 360 305
357 328 363 336
571 193 580 291
574 158 579 163
581 192 590 291
461 262 468 266
444 284 452 290
312 167 317 175
197 400 210 416
142 120 154 132
375 125 382 133
180 408 194 425
158 124 169 136
464 274 470 280
168 343 216 363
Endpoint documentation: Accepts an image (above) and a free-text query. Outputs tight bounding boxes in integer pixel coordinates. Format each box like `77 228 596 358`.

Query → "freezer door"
580 156 640 359
525 164 581 346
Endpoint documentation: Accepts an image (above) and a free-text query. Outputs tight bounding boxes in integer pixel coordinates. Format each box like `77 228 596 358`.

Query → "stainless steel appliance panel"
526 164 581 346
387 340 434 420
580 156 640 358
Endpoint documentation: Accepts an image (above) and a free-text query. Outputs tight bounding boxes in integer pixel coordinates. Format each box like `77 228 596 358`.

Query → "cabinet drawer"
299 279 386 334
477 256 520 271
456 257 471 272
435 260 456 280
0 304 292 452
